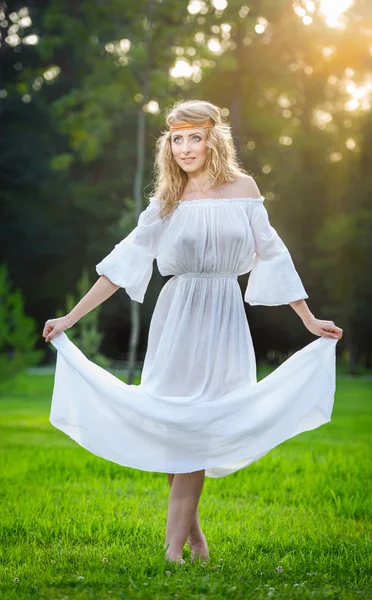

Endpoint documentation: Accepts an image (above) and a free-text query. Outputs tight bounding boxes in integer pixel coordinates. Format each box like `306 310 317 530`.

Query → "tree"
312 209 372 372
0 264 44 382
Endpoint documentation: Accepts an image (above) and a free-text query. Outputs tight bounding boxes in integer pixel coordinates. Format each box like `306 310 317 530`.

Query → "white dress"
50 196 338 478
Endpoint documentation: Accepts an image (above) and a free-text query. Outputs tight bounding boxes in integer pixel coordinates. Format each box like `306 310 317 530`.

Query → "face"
170 128 209 174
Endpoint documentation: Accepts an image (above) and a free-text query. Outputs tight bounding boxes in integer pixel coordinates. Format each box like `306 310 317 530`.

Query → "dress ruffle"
244 203 308 306
245 249 309 306
96 234 155 303
95 197 168 303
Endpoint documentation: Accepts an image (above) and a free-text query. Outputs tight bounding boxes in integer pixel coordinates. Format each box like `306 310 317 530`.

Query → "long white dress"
50 196 338 478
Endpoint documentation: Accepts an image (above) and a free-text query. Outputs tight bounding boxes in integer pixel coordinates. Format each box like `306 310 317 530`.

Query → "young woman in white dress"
42 100 343 564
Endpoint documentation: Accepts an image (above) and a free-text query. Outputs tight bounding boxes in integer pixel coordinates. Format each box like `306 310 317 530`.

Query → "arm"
290 299 342 339
242 176 343 340
66 274 120 326
289 298 314 323
42 275 119 343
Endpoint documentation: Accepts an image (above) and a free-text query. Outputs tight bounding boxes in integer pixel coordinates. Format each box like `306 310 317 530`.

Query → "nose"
182 138 191 153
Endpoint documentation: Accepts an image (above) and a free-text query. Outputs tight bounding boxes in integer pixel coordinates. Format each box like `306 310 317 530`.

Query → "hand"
42 315 73 342
304 316 343 340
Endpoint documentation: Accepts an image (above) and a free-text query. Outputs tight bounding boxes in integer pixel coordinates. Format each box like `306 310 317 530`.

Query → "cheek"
196 142 208 158
171 144 181 157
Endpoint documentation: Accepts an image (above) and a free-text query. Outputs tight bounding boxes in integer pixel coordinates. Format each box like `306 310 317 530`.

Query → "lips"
182 157 195 162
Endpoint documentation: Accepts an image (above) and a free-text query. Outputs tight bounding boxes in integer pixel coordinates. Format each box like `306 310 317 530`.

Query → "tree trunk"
230 23 245 157
126 0 155 384
344 319 358 375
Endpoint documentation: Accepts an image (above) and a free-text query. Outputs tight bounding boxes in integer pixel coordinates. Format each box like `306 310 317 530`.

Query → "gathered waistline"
177 272 239 279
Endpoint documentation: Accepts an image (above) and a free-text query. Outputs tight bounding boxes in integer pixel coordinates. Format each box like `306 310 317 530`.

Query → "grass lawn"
0 369 371 599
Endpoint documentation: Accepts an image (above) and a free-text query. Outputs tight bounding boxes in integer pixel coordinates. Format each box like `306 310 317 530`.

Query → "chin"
178 161 203 172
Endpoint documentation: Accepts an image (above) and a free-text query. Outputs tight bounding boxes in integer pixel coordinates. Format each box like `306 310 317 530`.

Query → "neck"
186 169 214 192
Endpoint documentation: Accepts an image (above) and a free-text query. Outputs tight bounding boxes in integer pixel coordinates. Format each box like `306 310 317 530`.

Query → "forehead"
171 128 205 137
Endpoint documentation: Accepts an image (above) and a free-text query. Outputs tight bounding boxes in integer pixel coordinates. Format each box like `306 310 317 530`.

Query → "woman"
43 99 343 564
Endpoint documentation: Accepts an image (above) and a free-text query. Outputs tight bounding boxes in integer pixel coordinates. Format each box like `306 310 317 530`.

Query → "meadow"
0 369 371 600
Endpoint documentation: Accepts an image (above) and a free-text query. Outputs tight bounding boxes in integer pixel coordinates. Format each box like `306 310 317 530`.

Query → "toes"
165 555 186 564
190 547 210 562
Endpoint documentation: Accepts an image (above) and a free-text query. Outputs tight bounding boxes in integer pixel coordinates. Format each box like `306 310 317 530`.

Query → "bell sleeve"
95 197 165 303
245 201 309 306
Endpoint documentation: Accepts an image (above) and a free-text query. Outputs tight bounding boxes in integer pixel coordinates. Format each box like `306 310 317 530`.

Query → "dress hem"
49 400 333 479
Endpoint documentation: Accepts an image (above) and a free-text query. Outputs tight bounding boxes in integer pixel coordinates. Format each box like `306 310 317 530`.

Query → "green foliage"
312 209 372 311
1 0 372 365
311 208 372 370
0 264 44 382
49 152 74 171
55 269 110 369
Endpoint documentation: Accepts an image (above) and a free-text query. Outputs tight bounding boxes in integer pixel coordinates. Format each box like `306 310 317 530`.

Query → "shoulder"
232 174 263 199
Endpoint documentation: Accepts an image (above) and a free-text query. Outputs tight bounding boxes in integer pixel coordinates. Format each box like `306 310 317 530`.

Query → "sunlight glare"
212 0 227 10
344 77 372 111
208 38 223 54
319 0 353 28
255 17 268 34
144 100 159 114
312 109 333 130
43 66 60 81
188 0 203 15
23 34 38 45
346 138 356 150
170 59 194 78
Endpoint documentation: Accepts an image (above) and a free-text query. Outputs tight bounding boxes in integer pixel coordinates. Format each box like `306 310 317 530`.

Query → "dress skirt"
49 271 338 479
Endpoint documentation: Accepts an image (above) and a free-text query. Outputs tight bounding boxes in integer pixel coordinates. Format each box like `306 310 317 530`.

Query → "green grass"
0 370 371 599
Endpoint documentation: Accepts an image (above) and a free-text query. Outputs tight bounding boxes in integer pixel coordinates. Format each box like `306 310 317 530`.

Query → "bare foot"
187 532 210 562
164 545 186 564
165 555 186 564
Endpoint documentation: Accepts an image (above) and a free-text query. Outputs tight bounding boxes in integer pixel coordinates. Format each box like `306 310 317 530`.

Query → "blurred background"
1 0 372 381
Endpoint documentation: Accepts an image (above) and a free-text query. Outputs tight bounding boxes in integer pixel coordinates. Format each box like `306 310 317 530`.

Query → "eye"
172 135 202 143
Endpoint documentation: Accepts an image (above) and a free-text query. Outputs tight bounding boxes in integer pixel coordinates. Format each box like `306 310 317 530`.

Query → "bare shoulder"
233 174 262 198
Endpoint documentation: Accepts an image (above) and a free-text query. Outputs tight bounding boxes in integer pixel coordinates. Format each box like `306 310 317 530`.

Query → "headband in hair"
169 119 215 131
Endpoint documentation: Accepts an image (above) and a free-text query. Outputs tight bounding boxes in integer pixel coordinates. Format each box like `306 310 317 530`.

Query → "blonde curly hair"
150 99 248 218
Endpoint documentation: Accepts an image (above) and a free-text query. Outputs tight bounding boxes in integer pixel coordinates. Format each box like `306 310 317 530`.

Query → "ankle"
188 526 204 539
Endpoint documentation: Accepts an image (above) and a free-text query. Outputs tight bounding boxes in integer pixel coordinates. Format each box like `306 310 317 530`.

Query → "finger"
47 328 61 342
45 329 55 342
321 329 339 338
323 326 342 335
329 325 343 334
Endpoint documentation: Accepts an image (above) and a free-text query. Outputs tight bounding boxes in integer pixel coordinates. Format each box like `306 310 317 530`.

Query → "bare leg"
167 473 209 561
165 471 209 562
164 470 205 561
166 474 204 542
